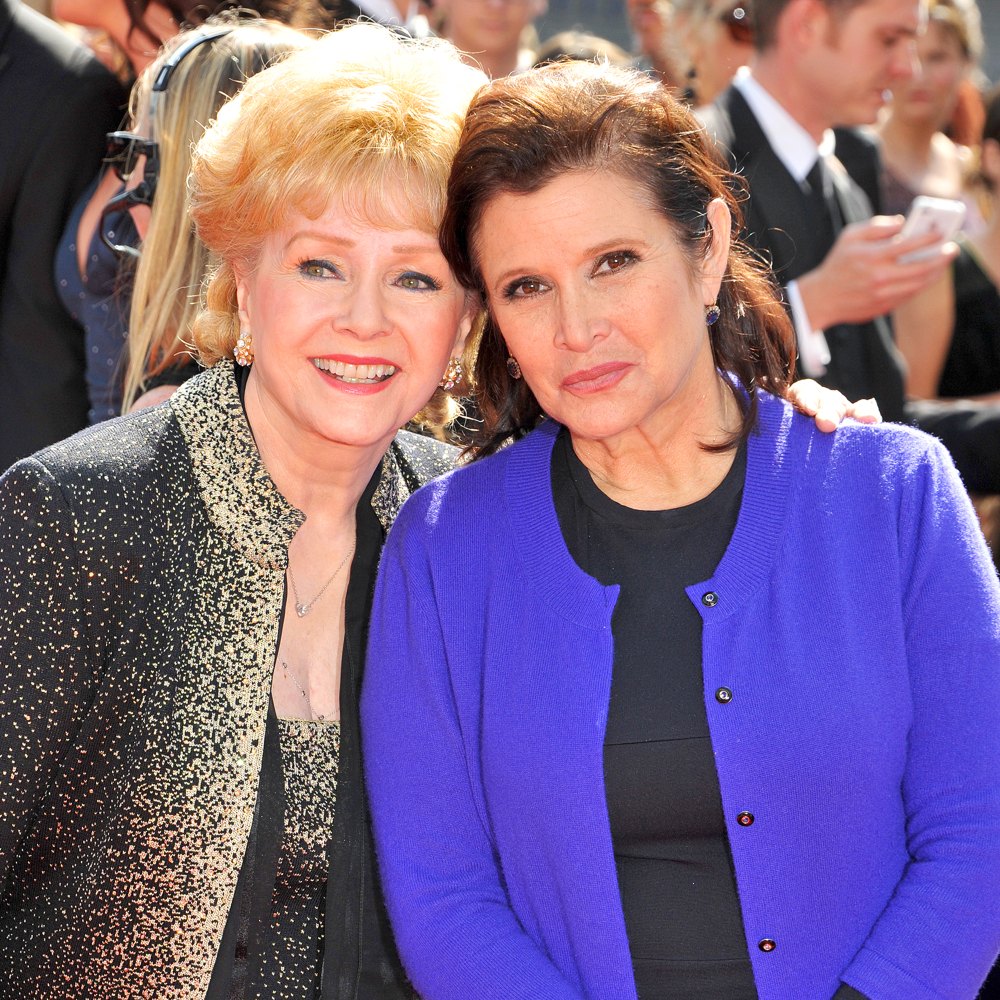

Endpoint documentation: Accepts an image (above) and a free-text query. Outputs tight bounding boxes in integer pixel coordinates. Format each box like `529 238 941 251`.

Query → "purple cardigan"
362 393 1000 1000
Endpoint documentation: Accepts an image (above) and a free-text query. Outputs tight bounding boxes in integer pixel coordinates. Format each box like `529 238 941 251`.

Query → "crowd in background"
5 0 1000 543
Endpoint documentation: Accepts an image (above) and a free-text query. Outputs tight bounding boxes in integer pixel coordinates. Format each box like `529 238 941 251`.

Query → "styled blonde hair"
122 18 310 409
188 22 486 429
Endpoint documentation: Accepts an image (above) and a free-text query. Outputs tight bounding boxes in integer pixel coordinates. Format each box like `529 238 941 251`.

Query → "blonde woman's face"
235 195 473 456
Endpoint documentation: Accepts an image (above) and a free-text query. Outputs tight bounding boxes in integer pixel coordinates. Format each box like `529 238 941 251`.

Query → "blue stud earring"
705 303 721 326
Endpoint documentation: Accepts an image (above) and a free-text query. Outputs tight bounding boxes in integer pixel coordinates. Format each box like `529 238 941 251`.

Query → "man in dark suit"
700 0 1000 494
0 0 125 470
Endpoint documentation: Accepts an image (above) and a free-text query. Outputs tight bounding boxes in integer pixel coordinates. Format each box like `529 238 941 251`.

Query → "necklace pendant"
295 602 310 618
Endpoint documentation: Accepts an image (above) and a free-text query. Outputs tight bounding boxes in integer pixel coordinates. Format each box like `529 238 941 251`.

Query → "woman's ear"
233 263 253 332
455 293 482 356
700 196 732 305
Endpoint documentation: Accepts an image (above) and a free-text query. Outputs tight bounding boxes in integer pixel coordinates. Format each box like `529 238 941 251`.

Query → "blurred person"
0 0 126 470
876 0 985 224
672 0 754 106
313 0 433 33
363 58 1000 1000
0 23 482 997
49 1 222 425
895 82 1000 404
699 0 1000 495
627 0 686 86
699 0 945 425
435 0 547 77
114 21 310 413
51 0 312 426
533 28 631 68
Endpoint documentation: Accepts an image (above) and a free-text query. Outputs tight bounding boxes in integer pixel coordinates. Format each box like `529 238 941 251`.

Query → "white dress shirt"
353 0 430 35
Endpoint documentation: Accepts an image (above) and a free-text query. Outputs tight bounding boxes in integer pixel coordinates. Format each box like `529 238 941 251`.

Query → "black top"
551 427 756 1000
941 244 1000 399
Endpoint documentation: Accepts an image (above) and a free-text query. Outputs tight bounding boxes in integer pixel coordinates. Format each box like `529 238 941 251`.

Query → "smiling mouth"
312 358 397 384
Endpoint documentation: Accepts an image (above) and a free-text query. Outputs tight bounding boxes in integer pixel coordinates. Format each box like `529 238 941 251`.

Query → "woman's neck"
568 376 739 511
244 380 388 527
879 114 938 175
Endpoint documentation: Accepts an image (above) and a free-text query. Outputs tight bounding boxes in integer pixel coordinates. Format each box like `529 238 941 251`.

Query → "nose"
892 37 919 82
337 278 390 341
553 287 608 352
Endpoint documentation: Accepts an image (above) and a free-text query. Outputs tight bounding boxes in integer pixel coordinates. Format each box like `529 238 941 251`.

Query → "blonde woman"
0 24 482 998
120 19 310 411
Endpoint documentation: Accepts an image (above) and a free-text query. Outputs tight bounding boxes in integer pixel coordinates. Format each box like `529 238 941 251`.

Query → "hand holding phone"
897 195 966 263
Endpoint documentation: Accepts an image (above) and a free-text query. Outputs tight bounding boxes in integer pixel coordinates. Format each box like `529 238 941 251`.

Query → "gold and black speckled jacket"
0 361 455 999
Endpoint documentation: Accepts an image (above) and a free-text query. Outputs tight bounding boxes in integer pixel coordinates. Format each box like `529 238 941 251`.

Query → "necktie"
804 156 843 240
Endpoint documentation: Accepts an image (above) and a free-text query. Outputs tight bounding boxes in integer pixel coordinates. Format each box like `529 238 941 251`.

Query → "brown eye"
595 249 639 276
503 277 548 300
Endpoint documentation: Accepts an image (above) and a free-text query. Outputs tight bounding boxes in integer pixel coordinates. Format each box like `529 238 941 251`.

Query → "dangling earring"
506 356 522 380
681 66 698 106
705 303 721 326
439 357 463 390
233 329 254 366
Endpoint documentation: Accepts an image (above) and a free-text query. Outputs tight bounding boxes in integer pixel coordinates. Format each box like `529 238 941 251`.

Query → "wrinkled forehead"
289 159 444 243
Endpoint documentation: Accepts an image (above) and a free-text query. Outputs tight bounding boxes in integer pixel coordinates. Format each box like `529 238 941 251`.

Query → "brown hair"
440 59 795 457
752 0 866 51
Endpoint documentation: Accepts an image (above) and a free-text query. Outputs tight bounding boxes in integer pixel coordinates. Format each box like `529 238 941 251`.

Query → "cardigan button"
758 938 776 953
701 591 719 608
715 687 733 703
737 811 754 827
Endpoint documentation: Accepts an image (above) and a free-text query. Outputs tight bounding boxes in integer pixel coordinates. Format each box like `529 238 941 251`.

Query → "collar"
733 67 836 183
169 361 415 566
353 0 422 28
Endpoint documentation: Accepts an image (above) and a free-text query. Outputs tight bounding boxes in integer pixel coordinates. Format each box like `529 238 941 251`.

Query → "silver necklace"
280 658 329 722
287 545 354 618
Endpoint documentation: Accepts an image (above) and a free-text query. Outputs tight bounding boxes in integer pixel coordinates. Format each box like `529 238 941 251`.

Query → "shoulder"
3 404 187 514
764 392 959 497
390 429 459 491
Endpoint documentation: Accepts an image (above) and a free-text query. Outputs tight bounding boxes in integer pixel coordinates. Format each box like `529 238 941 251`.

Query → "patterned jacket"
0 361 454 998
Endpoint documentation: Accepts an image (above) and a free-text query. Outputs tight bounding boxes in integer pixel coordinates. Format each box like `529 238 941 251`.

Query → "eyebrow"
490 236 646 292
285 231 440 256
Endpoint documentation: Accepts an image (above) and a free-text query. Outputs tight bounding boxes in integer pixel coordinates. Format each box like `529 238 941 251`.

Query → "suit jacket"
0 361 454 998
0 0 126 471
700 86 907 422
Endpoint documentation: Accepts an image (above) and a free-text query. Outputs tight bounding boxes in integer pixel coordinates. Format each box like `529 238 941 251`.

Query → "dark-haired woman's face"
891 20 968 129
476 169 729 447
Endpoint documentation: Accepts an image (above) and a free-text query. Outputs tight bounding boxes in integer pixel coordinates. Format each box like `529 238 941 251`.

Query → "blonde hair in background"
122 18 310 410
189 22 487 431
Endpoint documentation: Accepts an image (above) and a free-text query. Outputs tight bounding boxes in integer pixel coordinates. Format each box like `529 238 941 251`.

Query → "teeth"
312 358 397 382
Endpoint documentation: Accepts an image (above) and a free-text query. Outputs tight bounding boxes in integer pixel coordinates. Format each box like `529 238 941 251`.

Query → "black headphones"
101 26 235 259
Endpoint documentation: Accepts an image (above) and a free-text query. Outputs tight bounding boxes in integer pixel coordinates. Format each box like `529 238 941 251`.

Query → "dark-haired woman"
896 82 1000 407
362 60 1000 1000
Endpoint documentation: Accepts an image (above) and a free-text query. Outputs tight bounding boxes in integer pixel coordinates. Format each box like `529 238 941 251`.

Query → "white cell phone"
898 195 966 263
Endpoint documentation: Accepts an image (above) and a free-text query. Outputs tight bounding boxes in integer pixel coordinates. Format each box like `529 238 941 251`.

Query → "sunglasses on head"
718 4 753 45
